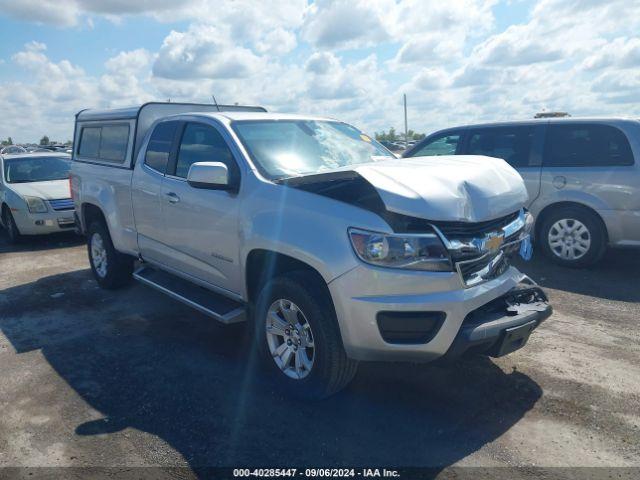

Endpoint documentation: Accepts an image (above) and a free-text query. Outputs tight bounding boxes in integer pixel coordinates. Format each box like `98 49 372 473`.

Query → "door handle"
165 192 180 204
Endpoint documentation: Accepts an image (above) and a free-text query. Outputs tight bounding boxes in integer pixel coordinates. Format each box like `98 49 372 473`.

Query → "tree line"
1 136 72 146
374 128 426 142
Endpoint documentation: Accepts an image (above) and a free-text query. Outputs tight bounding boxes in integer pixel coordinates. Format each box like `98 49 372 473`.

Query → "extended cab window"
145 121 178 173
78 125 129 163
468 127 534 168
174 123 237 180
545 124 634 167
411 133 460 157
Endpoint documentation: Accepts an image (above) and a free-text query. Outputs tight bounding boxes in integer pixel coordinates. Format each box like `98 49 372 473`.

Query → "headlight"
348 228 452 271
25 196 48 213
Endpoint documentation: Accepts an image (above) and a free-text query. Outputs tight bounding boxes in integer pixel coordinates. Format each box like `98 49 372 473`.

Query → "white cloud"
302 0 393 49
153 24 265 80
1 0 640 143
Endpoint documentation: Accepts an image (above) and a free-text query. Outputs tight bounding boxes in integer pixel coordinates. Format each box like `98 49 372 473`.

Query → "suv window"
410 133 460 157
145 121 178 173
468 126 534 168
78 125 129 163
545 124 634 167
174 123 237 180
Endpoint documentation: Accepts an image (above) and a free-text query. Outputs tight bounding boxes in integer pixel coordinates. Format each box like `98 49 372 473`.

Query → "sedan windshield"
3 156 71 183
232 120 394 179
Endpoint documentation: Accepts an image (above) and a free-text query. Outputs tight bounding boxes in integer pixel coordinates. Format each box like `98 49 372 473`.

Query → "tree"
1 137 13 146
40 135 50 145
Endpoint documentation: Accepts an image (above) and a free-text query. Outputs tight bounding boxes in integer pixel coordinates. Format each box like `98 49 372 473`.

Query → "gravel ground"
0 232 638 478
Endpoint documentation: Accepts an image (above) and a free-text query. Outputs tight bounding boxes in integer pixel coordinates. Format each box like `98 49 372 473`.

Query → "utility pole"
403 93 408 149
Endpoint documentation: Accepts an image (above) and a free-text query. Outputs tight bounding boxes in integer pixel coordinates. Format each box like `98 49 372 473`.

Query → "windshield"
232 120 394 179
3 156 71 183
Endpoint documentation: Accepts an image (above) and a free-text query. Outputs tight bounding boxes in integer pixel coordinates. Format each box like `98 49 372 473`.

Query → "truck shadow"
513 249 640 303
0 231 83 253
0 269 542 473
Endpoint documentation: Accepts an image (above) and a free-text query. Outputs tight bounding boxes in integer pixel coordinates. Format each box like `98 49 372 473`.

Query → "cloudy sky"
0 0 638 143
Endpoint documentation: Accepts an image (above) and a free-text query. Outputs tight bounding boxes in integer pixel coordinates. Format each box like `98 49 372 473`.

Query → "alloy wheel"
265 299 315 380
90 232 108 278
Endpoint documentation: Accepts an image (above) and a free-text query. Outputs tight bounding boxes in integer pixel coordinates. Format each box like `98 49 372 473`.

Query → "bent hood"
7 179 70 200
285 155 529 223
350 155 528 222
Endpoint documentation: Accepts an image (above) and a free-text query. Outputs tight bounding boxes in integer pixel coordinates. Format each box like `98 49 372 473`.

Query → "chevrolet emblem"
483 232 505 252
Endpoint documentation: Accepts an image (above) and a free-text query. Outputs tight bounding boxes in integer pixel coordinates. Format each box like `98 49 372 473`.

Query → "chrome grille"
48 198 74 211
431 210 529 288
431 211 519 239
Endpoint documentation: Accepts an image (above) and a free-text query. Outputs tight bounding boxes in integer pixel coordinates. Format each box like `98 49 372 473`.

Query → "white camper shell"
73 102 266 169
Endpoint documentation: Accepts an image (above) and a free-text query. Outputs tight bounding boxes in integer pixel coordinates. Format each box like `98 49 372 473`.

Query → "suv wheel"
2 207 22 244
253 271 358 399
539 206 606 268
87 221 133 289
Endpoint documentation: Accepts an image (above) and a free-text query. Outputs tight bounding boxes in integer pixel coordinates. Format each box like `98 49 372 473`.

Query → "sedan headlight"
349 228 452 271
25 196 48 213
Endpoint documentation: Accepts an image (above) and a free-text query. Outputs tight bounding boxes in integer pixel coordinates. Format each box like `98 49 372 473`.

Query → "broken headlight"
348 228 452 271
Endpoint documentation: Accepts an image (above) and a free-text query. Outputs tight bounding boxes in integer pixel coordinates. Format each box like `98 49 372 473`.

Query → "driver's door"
157 121 243 295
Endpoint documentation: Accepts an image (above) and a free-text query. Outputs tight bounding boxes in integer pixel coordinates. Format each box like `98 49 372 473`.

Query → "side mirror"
186 162 234 190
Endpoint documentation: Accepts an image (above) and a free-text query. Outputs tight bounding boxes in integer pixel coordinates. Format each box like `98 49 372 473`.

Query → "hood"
7 179 70 200
283 155 528 223
350 155 528 222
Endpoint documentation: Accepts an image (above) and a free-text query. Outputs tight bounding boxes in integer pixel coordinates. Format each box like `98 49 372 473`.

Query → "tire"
87 221 133 289
252 271 358 400
538 206 606 268
2 207 22 244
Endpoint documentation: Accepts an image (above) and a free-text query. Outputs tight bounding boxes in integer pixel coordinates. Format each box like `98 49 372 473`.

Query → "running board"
133 266 246 324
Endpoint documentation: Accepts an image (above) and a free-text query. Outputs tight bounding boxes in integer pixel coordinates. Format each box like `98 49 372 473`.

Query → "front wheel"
87 221 133 289
253 271 358 399
2 208 22 244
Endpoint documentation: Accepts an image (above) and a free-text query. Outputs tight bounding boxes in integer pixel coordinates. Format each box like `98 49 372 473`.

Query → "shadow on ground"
0 269 542 473
513 248 640 303
0 230 83 254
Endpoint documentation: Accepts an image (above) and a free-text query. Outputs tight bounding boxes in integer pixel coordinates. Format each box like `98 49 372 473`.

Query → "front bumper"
12 208 75 235
329 264 550 362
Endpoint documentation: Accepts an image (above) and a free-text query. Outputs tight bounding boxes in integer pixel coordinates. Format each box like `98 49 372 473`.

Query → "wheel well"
245 250 328 303
535 201 608 242
82 203 107 232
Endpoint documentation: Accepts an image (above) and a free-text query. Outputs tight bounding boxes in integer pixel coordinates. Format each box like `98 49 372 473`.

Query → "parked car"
404 118 640 267
70 102 551 399
1 146 27 155
0 152 74 242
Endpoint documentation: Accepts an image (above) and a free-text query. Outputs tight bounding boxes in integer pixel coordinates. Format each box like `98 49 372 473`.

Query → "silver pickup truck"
70 102 552 398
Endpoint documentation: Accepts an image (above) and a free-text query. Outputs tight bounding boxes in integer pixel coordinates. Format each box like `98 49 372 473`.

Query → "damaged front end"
280 167 534 288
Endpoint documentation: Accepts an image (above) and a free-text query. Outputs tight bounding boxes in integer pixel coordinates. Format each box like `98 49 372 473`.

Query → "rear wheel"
539 206 606 268
253 271 358 399
87 221 133 289
2 207 22 244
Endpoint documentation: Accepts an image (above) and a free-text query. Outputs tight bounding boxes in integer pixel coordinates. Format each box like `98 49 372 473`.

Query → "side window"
78 125 130 163
174 123 237 180
78 127 101 158
99 125 130 162
468 127 534 168
145 121 178 173
545 124 634 167
411 133 460 157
